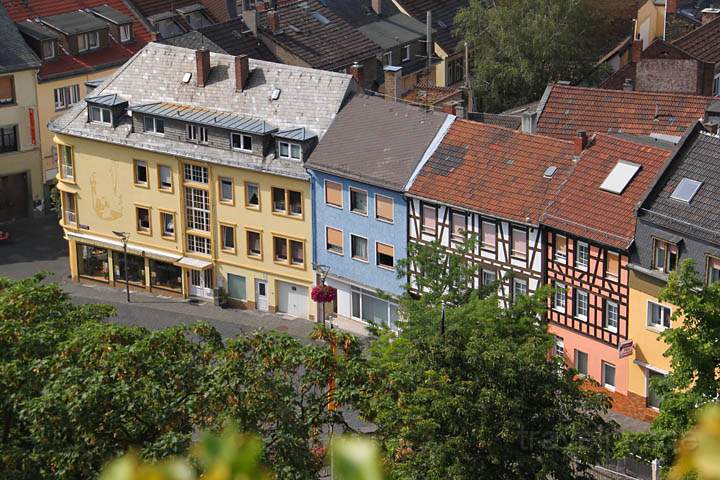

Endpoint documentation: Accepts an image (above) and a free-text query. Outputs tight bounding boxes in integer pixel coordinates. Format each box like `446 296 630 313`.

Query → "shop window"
150 260 181 292
113 251 146 285
76 244 109 282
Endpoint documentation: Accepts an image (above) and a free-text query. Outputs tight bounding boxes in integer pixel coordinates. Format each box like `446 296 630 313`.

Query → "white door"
255 279 268 311
277 281 308 318
189 269 213 298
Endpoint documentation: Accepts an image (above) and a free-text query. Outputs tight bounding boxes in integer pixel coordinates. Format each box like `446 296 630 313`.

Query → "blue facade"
310 170 407 297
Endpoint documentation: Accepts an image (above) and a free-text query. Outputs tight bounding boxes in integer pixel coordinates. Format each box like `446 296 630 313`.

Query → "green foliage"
360 272 617 478
616 260 720 467
669 404 720 480
49 186 62 219
332 436 384 480
455 0 609 112
0 276 368 480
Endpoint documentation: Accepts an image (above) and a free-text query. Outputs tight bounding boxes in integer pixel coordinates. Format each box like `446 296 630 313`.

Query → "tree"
362 245 617 479
455 0 608 112
616 260 720 467
0 276 369 480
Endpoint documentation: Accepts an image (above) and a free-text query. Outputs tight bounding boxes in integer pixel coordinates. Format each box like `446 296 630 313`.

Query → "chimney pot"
267 9 280 33
383 65 402 102
349 62 364 89
521 111 537 134
372 0 382 15
235 54 250 92
196 48 210 88
622 78 634 91
574 130 588 155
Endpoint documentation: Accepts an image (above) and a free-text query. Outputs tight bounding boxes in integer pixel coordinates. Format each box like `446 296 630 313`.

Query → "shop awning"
174 256 213 270
65 231 182 263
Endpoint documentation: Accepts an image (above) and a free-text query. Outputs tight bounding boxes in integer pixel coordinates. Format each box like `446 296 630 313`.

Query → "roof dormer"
90 5 135 44
40 11 109 56
86 93 129 128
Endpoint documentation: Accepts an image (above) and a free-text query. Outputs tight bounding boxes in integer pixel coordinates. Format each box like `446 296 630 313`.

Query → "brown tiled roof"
467 112 521 130
600 61 636 90
408 120 576 224
666 12 699 42
391 0 467 54
536 84 714 140
402 83 461 106
543 134 674 250
673 15 720 64
259 0 382 71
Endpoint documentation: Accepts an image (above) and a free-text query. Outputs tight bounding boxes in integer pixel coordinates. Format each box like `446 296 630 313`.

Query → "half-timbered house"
405 120 576 307
542 132 674 398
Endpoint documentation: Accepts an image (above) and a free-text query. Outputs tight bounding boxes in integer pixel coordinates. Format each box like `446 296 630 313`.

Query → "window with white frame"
451 211 466 241
247 230 262 257
421 204 436 234
553 282 566 312
606 251 620 279
89 105 112 125
708 256 720 284
350 187 368 215
375 194 393 223
382 51 392 66
54 84 80 110
161 212 174 237
0 76 13 105
63 192 77 225
219 177 233 203
605 300 619 332
350 286 399 330
482 220 496 251
647 301 671 330
602 362 616 390
511 227 527 259
187 234 211 254
555 234 567 263
158 165 172 190
187 124 208 144
512 278 528 303
482 269 496 287
134 160 148 185
119 23 132 42
184 164 208 184
554 336 564 357
351 234 368 261
185 187 210 231
652 238 678 273
376 242 395 270
221 225 235 250
144 115 165 134
714 73 720 95
136 206 151 233
42 40 55 59
231 132 252 151
575 350 588 376
575 288 588 320
401 44 411 62
278 141 301 160
576 241 589 271
325 180 343 208
78 31 100 52
59 144 74 179
326 227 343 254
245 183 259 208
0 125 16 153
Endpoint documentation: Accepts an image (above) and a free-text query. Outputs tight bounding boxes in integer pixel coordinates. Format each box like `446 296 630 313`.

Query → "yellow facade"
0 68 42 206
627 269 679 402
55 133 316 319
635 0 666 48
37 68 116 181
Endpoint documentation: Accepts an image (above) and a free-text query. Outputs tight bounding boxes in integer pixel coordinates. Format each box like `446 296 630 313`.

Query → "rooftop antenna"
426 10 433 84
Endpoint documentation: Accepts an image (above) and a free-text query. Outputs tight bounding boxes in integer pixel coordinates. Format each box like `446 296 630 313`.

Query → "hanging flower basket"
311 284 337 303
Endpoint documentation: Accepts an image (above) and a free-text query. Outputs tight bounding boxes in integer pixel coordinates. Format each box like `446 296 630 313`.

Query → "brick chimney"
349 62 364 88
701 8 720 25
622 78 634 91
631 35 643 62
235 54 250 92
267 9 280 33
372 0 382 15
383 65 402 101
666 0 678 14
574 131 588 155
196 48 210 88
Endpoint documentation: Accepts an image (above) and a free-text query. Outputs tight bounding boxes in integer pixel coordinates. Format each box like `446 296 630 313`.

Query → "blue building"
306 94 452 329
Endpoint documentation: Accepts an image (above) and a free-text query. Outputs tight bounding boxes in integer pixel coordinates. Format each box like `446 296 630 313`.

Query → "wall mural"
90 162 123 220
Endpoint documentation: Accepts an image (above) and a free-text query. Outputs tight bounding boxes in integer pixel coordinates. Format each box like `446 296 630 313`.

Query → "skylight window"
311 11 330 26
543 166 557 178
182 72 192 83
600 160 641 194
670 178 702 203
270 88 281 101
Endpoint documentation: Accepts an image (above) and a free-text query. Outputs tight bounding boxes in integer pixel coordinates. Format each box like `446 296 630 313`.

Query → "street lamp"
112 231 130 303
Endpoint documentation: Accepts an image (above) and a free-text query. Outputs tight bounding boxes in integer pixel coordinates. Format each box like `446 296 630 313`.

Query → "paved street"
0 215 357 341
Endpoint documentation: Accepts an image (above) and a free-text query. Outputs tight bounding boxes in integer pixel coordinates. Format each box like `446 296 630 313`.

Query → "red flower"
311 284 337 303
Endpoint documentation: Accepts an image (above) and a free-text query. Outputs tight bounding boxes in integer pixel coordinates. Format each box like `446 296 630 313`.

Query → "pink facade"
549 323 629 395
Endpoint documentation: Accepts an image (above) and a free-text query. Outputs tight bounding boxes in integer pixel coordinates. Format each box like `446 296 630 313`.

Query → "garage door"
277 281 308 318
0 172 29 223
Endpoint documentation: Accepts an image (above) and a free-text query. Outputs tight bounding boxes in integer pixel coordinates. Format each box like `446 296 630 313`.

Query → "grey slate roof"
16 19 59 41
0 3 41 74
306 94 449 191
49 42 355 180
130 102 277 134
91 5 133 25
274 127 315 141
41 10 109 35
86 93 128 106
638 125 720 245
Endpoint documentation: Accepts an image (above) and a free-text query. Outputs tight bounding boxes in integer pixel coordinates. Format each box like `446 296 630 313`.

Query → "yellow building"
50 43 356 318
0 5 42 222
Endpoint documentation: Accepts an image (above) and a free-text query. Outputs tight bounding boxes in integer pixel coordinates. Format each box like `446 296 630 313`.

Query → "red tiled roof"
543 134 674 250
673 15 720 65
402 83 461 106
408 120 576 225
536 84 713 140
4 0 151 80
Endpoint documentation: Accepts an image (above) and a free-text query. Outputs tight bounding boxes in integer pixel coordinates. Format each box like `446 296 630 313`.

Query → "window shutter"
377 243 394 257
376 195 393 220
327 227 343 247
325 181 342 206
